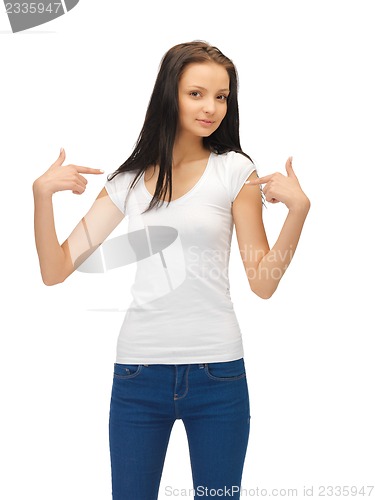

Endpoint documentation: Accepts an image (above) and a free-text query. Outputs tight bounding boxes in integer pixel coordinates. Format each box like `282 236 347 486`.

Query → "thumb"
54 147 66 166
286 156 297 178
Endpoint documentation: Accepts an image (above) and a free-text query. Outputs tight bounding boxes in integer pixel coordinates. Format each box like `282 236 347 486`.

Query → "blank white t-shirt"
104 150 257 364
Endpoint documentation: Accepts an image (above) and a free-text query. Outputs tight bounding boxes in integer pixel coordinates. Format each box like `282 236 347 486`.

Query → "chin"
196 126 218 138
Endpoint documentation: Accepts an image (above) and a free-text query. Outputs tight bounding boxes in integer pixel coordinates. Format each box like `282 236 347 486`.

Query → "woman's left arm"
232 157 310 299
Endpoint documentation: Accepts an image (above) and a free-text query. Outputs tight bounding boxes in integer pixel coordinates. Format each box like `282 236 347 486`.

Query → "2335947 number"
318 485 374 496
5 3 62 14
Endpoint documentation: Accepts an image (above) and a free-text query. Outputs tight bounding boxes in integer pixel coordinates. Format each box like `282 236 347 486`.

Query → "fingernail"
99 169 104 173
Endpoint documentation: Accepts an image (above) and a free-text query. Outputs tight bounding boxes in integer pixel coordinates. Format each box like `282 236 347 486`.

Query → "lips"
197 120 214 127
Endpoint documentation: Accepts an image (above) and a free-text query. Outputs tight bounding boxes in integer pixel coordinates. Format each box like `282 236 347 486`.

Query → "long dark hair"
108 40 256 213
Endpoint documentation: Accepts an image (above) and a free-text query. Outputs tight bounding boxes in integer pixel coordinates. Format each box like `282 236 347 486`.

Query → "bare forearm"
32 149 107 284
252 200 310 298
33 183 68 285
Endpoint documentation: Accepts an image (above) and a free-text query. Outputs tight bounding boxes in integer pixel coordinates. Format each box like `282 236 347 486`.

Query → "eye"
217 94 228 101
189 91 201 98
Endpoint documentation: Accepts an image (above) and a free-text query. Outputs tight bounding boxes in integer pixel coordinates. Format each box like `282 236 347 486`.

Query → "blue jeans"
108 357 251 499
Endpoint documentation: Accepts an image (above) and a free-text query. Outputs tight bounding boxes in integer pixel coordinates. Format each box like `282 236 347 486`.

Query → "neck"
172 131 209 167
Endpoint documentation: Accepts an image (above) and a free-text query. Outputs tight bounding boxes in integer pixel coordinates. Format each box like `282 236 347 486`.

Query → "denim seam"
113 364 143 379
174 365 191 400
204 365 246 382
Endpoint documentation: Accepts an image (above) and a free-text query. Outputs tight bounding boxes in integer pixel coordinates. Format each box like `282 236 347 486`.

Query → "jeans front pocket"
204 358 246 382
113 363 143 380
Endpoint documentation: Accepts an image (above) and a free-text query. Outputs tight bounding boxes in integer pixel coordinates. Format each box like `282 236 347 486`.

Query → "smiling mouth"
197 119 214 124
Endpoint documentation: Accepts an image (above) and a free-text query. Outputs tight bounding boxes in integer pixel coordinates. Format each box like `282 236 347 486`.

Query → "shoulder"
211 150 257 203
227 150 255 168
105 169 138 192
104 169 139 214
106 169 134 184
212 150 255 170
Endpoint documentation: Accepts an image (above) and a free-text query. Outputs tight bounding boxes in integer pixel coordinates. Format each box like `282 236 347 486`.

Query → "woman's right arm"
33 148 124 285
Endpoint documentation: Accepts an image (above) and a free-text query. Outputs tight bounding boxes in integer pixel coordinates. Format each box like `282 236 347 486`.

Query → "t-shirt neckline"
141 152 213 205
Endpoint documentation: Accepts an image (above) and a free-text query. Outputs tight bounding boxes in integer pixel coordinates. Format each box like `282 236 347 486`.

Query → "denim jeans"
109 357 251 499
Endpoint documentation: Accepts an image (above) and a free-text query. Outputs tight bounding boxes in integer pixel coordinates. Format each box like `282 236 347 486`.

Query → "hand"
33 148 104 197
246 156 310 211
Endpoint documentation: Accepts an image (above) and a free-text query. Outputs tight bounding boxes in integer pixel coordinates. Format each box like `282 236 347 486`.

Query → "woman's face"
177 62 230 139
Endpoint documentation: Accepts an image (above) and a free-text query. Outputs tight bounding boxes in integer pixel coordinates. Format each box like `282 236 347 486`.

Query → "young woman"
33 41 310 499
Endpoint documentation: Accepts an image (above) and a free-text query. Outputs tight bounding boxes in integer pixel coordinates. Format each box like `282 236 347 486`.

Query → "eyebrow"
187 85 230 92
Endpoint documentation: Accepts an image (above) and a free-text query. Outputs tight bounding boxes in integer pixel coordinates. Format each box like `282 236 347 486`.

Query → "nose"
202 97 216 115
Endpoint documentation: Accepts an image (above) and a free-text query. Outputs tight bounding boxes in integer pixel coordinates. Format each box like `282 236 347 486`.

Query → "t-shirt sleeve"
227 151 258 203
104 171 133 214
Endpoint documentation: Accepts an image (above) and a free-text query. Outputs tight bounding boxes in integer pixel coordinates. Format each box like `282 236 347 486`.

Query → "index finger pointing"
245 174 272 185
75 166 105 174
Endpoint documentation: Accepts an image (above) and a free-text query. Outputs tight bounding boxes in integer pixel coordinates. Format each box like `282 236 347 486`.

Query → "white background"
1 1 374 498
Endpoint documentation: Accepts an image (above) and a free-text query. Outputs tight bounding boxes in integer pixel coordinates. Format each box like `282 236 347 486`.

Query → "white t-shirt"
104 150 257 364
